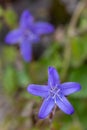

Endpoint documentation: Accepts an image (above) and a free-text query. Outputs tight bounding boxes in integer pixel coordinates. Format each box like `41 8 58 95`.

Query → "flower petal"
27 84 49 98
48 66 60 88
28 33 40 43
34 22 54 35
20 10 34 28
20 39 32 62
61 82 81 96
38 98 55 119
5 29 21 44
56 96 74 115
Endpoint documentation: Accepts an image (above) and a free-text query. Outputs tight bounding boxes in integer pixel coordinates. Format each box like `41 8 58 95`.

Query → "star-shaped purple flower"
27 66 81 119
5 10 54 62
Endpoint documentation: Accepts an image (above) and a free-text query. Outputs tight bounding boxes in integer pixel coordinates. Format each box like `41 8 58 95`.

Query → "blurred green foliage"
4 8 17 28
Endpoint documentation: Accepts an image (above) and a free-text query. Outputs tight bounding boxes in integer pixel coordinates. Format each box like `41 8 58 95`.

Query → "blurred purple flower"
27 66 81 119
5 10 54 62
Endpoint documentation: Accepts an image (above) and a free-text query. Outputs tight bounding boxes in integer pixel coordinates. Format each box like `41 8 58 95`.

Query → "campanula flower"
27 66 81 119
5 10 54 62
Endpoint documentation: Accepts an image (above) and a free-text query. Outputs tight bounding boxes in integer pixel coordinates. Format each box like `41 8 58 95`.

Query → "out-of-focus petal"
48 66 60 88
34 22 54 35
5 29 21 44
28 32 40 43
20 39 32 62
27 84 49 98
38 98 55 119
20 10 34 28
56 96 74 115
61 82 81 96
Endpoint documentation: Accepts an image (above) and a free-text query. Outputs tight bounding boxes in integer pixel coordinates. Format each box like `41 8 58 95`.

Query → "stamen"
49 86 62 101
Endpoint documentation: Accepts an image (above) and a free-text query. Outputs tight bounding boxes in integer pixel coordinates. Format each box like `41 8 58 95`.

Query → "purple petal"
20 39 32 62
61 82 81 96
27 84 49 98
20 10 34 28
48 66 60 88
34 22 54 35
38 98 55 119
5 29 21 44
28 33 40 43
56 96 74 115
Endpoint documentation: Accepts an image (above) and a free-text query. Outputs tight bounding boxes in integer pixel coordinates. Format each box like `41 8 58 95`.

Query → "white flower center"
49 86 63 103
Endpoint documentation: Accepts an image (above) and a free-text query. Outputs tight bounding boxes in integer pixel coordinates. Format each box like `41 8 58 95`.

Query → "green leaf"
3 66 17 95
4 8 17 28
70 37 86 67
3 46 17 63
20 91 41 101
79 9 87 29
68 65 87 98
40 42 62 70
17 69 30 87
29 62 47 83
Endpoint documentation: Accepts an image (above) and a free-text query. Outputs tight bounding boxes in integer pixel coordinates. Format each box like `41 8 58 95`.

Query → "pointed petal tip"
72 83 82 93
50 25 55 32
46 24 55 32
73 82 82 92
38 108 49 119
23 57 31 62
20 9 34 28
61 82 82 96
27 85 33 94
70 109 74 115
27 84 49 97
27 84 34 93
66 107 74 115
22 10 32 20
5 35 16 44
27 85 30 93
34 22 54 35
48 66 55 73
27 84 33 91
22 10 31 17
22 56 32 62
5 36 9 43
56 96 75 115
5 29 21 44
20 40 32 62
22 9 29 13
48 66 55 72
76 84 82 93
38 98 55 119
79 84 82 91
67 108 75 115
58 104 75 115
38 113 46 119
48 66 57 72
48 66 60 87
48 66 52 70
5 34 13 44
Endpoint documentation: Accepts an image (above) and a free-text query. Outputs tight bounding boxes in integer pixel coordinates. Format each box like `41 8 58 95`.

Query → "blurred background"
0 0 87 130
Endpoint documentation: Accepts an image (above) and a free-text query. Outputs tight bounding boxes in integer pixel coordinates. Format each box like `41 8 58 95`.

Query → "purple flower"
5 10 54 62
27 66 81 119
